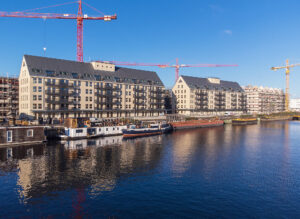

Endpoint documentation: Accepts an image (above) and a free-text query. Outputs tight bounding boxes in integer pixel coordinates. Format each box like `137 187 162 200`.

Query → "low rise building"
289 98 300 111
172 75 247 116
243 85 285 114
0 77 18 121
19 55 165 119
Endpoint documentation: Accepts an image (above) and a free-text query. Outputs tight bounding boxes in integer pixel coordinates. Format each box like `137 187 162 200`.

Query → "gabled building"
172 75 247 116
19 55 165 119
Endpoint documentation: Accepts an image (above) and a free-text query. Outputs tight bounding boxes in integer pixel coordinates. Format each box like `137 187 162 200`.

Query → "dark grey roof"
181 75 244 92
23 55 164 86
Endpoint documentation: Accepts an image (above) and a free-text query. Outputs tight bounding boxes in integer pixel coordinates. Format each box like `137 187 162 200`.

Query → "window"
89 97 92 101
90 82 92 87
46 70 55 77
38 104 42 109
7 130 12 142
33 78 37 83
27 129 33 137
90 104 92 109
38 95 42 100
90 90 92 94
33 104 37 109
33 86 37 92
86 104 88 109
86 81 88 86
76 129 83 133
33 95 37 100
86 97 88 101
86 89 88 94
38 87 42 92
72 73 78 79
38 78 42 83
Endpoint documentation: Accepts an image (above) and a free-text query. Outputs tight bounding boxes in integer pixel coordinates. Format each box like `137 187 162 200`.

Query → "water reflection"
0 135 163 203
1 121 300 218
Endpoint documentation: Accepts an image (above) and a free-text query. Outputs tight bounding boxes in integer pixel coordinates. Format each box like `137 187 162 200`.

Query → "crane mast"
0 0 117 62
77 0 83 62
271 59 300 111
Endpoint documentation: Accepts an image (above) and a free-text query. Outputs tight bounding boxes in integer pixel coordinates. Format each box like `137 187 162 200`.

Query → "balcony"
195 91 208 96
45 81 73 87
134 88 145 92
134 94 146 99
112 87 121 91
94 85 104 90
95 92 106 98
134 99 145 104
46 90 60 95
113 100 121 105
112 93 121 98
150 89 163 94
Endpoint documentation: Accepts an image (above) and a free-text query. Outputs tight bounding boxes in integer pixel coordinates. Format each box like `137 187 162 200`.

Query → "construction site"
0 0 297 121
0 77 18 122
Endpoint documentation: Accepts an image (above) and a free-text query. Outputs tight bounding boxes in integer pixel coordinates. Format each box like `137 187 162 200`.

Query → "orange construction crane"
99 58 238 82
0 0 117 62
271 59 300 111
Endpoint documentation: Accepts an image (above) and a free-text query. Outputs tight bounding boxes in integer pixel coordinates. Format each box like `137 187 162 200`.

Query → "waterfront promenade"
0 121 300 217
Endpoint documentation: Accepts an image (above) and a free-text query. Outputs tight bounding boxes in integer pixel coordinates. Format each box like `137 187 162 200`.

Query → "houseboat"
59 125 127 140
170 119 224 130
0 126 46 147
232 118 258 125
122 123 172 138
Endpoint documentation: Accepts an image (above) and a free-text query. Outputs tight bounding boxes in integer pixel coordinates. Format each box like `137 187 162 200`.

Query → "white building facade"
243 85 285 114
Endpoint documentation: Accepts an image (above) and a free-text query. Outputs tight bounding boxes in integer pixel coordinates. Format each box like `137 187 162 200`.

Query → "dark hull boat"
122 123 173 138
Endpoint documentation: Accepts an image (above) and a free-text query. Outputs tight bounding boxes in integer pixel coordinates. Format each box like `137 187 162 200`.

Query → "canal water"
1 121 300 218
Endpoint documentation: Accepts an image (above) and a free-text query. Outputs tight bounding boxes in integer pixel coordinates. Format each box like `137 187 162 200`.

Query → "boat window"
106 128 108 131
76 129 83 133
27 129 33 137
7 130 12 142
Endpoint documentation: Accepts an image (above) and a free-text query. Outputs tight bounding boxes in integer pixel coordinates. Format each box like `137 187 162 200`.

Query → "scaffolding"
0 77 19 121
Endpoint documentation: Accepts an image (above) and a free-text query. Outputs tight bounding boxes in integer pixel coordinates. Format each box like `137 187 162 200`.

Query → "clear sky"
1 0 300 96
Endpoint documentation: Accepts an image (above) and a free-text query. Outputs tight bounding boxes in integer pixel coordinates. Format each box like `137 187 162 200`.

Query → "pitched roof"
181 75 244 92
23 55 164 86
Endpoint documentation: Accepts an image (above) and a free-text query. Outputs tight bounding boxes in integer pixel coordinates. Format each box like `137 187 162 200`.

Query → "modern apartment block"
19 55 165 119
0 77 19 121
290 98 300 111
172 76 247 116
243 85 285 114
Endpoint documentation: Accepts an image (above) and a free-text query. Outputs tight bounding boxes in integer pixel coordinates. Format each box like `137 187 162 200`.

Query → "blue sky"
1 0 300 96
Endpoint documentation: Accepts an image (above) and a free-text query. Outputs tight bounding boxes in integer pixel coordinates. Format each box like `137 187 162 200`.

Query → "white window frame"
7 130 12 142
27 129 33 137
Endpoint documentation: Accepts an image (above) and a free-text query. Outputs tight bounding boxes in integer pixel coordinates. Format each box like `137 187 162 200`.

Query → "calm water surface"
1 121 300 218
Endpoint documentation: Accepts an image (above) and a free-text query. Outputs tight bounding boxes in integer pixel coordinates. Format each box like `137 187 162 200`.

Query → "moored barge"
59 125 127 140
122 123 172 138
170 120 224 130
232 118 257 125
0 126 46 147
